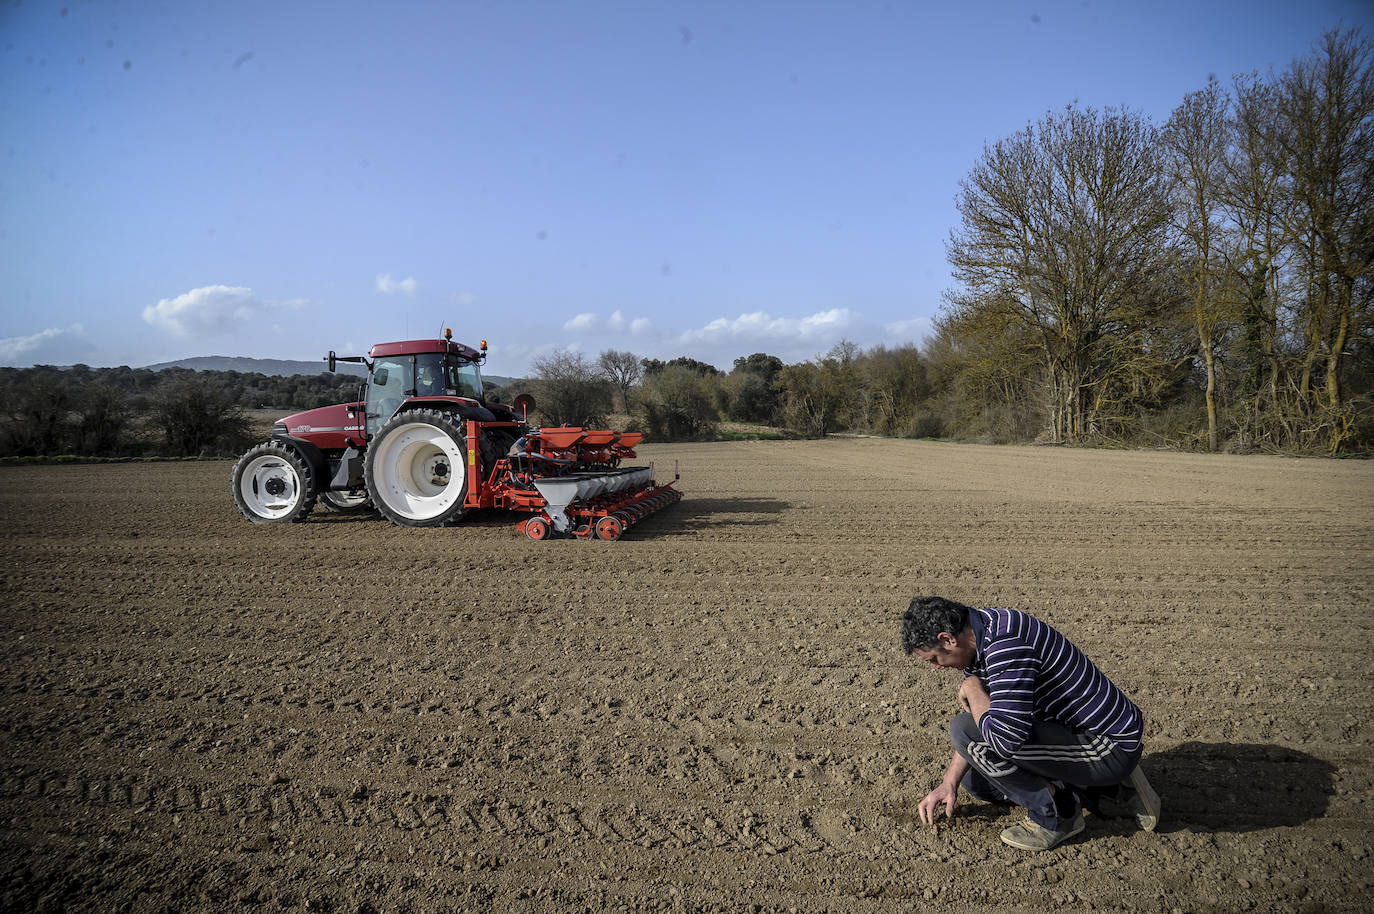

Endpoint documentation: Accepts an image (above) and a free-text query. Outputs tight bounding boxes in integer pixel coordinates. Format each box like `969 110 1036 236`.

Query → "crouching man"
901 595 1160 851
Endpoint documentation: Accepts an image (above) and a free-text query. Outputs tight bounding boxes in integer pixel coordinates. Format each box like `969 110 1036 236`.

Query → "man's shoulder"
981 607 1039 636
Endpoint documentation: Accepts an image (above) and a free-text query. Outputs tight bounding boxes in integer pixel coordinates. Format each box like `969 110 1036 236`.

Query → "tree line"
531 30 1371 455
531 343 954 442
940 28 1372 454
0 364 362 458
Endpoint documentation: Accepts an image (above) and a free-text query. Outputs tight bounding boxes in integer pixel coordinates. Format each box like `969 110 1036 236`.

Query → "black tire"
231 442 317 523
319 490 373 514
480 429 518 478
364 409 470 527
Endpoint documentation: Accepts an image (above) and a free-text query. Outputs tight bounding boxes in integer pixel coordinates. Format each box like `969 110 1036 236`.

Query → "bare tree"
776 358 846 437
946 104 1176 443
1163 79 1236 451
1222 73 1295 447
531 351 614 427
597 349 642 412
1274 28 1374 450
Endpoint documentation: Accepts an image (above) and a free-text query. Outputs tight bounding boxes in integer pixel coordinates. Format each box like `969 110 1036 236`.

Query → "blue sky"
3 0 1370 376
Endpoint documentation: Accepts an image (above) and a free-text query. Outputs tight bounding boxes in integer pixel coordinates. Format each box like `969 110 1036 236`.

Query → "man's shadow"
1132 741 1335 834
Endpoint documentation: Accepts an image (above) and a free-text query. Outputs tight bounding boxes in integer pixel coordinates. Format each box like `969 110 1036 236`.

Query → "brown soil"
2 439 1371 913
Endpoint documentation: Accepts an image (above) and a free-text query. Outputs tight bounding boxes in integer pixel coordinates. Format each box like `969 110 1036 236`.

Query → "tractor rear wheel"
364 409 470 527
231 442 317 523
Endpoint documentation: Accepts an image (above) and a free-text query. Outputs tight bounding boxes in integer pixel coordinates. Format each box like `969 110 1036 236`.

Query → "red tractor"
229 332 680 540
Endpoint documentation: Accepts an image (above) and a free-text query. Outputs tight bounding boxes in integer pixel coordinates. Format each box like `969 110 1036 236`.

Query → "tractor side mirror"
327 351 337 373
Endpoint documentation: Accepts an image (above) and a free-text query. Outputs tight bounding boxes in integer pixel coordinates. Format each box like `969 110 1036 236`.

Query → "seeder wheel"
595 515 624 541
524 516 550 540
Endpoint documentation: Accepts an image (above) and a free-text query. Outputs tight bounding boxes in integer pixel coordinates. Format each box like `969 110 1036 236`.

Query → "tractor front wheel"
231 442 317 523
364 409 470 527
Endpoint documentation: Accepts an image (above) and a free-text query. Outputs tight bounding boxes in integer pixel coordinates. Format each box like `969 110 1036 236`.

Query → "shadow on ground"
1145 741 1335 833
640 497 792 535
305 498 792 538
884 741 1336 838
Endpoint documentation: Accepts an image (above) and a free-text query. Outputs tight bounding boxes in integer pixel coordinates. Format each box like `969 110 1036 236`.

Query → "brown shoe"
1000 811 1085 851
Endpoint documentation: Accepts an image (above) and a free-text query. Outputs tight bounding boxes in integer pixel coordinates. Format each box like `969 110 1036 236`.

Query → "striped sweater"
966 608 1143 757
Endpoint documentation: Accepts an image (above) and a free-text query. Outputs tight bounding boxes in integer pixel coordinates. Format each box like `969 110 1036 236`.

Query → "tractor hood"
272 402 364 450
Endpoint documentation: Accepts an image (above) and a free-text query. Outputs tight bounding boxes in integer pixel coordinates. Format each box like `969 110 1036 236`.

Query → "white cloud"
799 308 854 333
557 311 654 335
476 307 936 378
0 324 86 364
680 308 860 344
142 286 290 336
376 274 418 296
883 316 934 344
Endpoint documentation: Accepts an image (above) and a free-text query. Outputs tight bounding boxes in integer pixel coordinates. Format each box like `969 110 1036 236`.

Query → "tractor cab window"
416 353 481 398
446 357 484 400
366 358 410 437
415 354 446 396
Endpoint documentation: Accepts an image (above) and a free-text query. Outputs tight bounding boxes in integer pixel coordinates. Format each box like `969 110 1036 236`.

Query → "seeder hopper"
230 332 681 540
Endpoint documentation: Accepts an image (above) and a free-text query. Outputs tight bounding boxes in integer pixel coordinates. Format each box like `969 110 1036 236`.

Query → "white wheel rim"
373 420 466 521
322 490 368 508
239 454 303 519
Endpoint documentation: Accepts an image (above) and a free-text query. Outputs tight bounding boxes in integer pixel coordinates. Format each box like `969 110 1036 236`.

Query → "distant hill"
142 356 520 389
142 356 366 377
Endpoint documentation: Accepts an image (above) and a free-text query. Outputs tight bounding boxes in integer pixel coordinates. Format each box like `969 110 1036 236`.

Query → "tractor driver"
417 363 443 395
901 595 1161 851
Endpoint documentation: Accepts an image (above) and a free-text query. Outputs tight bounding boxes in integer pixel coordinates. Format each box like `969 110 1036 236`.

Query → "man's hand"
918 782 959 825
959 676 990 721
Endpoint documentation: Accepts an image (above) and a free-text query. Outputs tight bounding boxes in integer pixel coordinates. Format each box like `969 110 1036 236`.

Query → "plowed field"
2 439 1371 913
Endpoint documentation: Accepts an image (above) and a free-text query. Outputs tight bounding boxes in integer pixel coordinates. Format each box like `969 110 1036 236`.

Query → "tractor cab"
362 336 488 438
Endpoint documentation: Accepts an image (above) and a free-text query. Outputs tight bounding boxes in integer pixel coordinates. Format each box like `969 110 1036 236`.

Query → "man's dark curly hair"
900 595 971 654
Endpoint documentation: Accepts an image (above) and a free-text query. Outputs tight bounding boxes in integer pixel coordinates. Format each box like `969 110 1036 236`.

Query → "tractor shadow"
457 509 540 529
307 508 524 529
308 509 382 524
1107 741 1336 835
634 496 790 537
305 498 791 537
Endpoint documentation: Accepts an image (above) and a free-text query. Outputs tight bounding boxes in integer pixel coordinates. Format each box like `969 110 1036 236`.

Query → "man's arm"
918 751 971 825
977 638 1037 756
959 676 991 722
917 679 990 825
